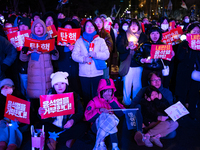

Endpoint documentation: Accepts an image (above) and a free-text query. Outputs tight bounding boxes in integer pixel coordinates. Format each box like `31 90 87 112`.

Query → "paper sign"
3 27 18 35
169 21 176 30
4 94 30 124
123 109 138 130
47 25 57 38
164 101 189 122
150 44 173 61
186 34 200 50
24 37 55 52
162 27 183 45
57 28 81 45
7 30 31 51
104 22 112 33
40 93 75 119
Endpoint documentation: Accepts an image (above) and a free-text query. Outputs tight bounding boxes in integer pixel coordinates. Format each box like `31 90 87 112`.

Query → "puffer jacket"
19 19 59 98
85 78 124 123
134 41 169 70
72 36 110 77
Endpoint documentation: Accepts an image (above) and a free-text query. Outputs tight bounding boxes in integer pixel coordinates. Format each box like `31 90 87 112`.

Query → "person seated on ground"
38 71 89 150
0 78 24 150
136 86 178 148
85 78 125 150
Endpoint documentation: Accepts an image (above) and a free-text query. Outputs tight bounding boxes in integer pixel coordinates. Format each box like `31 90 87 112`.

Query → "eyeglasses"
150 79 161 82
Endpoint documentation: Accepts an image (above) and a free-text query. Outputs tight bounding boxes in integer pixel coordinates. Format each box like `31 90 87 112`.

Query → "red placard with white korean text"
3 27 18 35
104 22 112 33
47 25 58 38
186 34 200 50
40 93 75 119
161 27 183 45
4 94 30 124
150 44 173 61
24 37 55 52
7 30 31 51
57 28 81 45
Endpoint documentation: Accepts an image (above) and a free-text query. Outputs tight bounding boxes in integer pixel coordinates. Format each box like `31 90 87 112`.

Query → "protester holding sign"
38 71 89 150
72 20 109 107
19 18 59 100
116 19 147 106
55 21 82 96
138 86 178 147
0 78 25 150
85 78 124 150
175 23 200 120
94 16 113 79
134 26 173 87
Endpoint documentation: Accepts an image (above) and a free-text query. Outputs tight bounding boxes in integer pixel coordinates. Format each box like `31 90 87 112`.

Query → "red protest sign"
162 27 183 45
104 22 112 33
150 44 173 61
169 21 176 30
7 30 31 51
4 94 30 124
47 25 58 38
3 27 18 35
24 37 55 52
40 93 75 119
57 28 81 45
186 34 200 50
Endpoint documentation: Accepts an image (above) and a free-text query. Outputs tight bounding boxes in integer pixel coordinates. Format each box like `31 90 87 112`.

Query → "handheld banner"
4 94 30 124
123 109 138 130
104 22 112 34
57 28 81 45
24 37 55 52
186 34 200 50
162 27 183 45
3 27 18 35
40 92 75 119
150 44 173 61
7 30 31 51
164 101 189 122
47 25 58 38
169 21 176 30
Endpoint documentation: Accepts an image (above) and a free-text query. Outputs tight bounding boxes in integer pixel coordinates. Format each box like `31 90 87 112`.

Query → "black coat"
116 31 147 67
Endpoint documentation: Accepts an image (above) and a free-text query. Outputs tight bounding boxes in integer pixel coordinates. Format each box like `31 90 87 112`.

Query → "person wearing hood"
13 16 22 27
85 78 124 150
175 23 200 120
182 15 190 32
19 18 59 100
119 21 129 33
42 11 58 30
117 19 148 106
31 12 40 22
0 78 25 150
134 26 174 87
55 21 82 96
72 20 110 107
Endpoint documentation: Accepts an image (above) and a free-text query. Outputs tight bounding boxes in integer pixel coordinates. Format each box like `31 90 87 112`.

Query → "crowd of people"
0 10 199 150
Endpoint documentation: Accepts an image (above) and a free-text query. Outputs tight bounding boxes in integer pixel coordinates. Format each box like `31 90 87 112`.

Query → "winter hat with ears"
50 71 69 87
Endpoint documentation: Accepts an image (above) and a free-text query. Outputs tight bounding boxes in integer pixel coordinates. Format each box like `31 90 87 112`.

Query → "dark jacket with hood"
42 11 58 29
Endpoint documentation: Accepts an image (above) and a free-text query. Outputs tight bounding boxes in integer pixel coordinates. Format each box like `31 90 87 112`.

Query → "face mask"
1 88 13 96
161 24 169 31
185 19 190 23
122 25 128 31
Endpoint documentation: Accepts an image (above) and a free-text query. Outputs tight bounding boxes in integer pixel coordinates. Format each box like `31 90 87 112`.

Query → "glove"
1 63 9 72
22 47 29 54
50 50 57 55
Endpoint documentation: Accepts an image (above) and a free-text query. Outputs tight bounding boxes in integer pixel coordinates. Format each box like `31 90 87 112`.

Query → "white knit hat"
0 78 14 89
50 71 69 87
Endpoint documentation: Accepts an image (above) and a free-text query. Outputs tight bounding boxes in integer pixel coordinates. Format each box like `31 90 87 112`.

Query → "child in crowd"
38 71 89 150
0 78 23 150
85 78 125 150
139 86 178 147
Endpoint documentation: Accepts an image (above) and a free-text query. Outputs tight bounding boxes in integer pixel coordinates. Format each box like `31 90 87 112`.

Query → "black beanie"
18 17 31 29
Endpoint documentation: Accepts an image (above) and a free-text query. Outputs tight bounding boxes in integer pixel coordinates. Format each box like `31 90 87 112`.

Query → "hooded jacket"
84 78 124 123
19 19 59 98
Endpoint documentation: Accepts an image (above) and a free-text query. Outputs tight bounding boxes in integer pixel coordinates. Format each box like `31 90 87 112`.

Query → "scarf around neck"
82 31 97 43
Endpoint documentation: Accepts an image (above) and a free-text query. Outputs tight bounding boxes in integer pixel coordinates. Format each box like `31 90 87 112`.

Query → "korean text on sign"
47 24 58 38
7 30 31 51
150 44 173 61
40 92 75 119
186 34 200 50
3 27 18 35
24 37 55 53
57 28 81 45
162 27 183 45
4 94 30 124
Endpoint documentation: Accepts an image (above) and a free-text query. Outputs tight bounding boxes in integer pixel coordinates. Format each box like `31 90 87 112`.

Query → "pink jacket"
84 79 125 123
